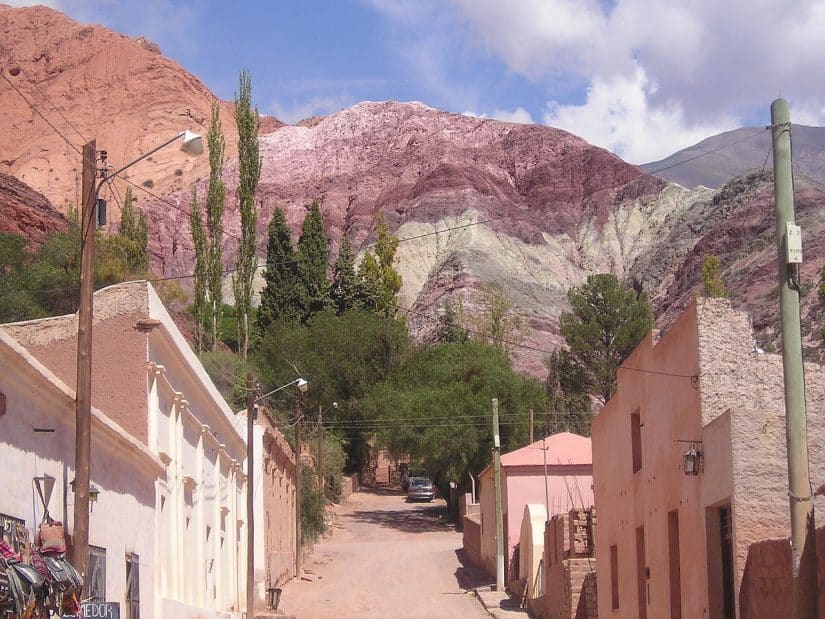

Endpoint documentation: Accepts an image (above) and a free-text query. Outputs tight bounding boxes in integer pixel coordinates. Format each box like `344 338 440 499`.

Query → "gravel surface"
278 488 490 619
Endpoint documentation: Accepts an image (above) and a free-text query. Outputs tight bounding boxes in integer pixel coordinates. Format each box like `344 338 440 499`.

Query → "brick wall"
531 508 598 619
739 526 825 619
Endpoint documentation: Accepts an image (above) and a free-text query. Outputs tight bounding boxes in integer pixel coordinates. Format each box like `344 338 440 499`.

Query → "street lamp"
72 131 202 584
245 375 308 615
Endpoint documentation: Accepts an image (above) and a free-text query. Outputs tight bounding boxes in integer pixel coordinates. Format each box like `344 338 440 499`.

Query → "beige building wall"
593 297 825 619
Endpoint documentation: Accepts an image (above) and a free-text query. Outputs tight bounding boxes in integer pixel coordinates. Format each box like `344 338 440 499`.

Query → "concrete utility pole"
245 372 255 616
771 98 819 619
492 398 504 591
71 140 96 585
295 399 302 578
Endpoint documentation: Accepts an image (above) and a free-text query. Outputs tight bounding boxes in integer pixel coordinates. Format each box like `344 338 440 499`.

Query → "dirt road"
277 488 490 619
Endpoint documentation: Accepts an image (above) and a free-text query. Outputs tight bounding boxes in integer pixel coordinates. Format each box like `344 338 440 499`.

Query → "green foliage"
544 349 592 435
205 100 226 350
118 187 149 273
199 349 247 409
362 340 547 486
300 466 326 543
310 432 347 503
471 282 527 352
558 274 654 404
437 299 469 343
233 70 261 360
701 255 727 298
330 235 360 315
357 215 402 317
189 188 208 351
295 200 330 320
258 208 300 331
255 310 409 470
218 303 258 353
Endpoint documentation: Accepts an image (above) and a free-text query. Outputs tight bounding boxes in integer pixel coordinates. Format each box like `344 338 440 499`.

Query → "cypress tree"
330 235 360 314
258 208 299 331
295 200 330 321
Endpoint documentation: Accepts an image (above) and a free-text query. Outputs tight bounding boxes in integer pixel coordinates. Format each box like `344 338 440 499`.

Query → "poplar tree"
258 208 299 331
295 200 330 321
118 187 149 273
357 215 402 317
189 188 208 352
205 100 226 349
330 235 359 314
233 69 261 359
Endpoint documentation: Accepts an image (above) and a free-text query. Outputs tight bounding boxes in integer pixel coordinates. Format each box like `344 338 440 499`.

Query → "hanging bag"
36 519 65 556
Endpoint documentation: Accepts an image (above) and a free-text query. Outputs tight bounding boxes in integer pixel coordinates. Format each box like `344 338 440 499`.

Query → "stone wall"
339 474 360 502
738 526 825 619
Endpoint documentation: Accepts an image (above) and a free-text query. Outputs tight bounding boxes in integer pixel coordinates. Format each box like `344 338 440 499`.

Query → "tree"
544 349 592 435
295 200 330 321
357 214 402 316
118 187 149 273
330 235 360 315
472 282 527 353
258 208 300 331
436 299 469 343
558 274 654 404
205 101 227 349
701 255 727 298
363 340 546 488
189 187 208 352
233 69 261 360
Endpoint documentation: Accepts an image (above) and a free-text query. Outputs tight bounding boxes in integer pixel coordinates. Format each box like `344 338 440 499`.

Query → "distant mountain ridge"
642 125 825 189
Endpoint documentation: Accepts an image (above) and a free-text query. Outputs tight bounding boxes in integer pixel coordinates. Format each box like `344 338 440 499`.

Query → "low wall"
738 526 825 618
463 513 483 568
339 474 360 502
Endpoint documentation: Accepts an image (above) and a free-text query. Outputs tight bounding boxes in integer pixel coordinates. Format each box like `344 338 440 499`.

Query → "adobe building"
592 297 825 619
474 433 594 580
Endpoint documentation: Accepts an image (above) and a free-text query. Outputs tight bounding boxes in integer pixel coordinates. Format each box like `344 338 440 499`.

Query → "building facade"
2 281 250 618
592 298 825 619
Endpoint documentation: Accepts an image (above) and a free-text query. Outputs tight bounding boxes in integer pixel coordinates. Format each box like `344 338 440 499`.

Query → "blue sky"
11 0 825 163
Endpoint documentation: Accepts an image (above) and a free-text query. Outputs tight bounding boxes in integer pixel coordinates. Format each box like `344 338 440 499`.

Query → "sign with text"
65 601 120 618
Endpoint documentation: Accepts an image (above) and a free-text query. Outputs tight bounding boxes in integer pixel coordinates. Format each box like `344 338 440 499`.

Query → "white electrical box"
786 223 803 264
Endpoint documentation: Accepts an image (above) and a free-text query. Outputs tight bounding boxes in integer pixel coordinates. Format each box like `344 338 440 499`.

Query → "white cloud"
544 66 737 163
448 0 825 158
463 107 535 125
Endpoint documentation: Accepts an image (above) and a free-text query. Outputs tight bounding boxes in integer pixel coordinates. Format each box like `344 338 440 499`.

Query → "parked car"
407 478 436 502
401 469 428 492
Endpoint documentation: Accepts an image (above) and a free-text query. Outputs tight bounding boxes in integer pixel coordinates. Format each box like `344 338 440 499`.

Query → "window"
610 544 619 610
668 510 682 619
126 553 140 619
631 411 642 473
88 546 107 602
635 527 647 619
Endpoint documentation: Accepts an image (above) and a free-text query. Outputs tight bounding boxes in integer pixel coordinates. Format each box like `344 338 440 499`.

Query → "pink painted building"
592 297 825 619
477 433 594 579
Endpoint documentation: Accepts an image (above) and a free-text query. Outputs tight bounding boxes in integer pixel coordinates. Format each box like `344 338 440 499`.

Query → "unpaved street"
278 488 490 619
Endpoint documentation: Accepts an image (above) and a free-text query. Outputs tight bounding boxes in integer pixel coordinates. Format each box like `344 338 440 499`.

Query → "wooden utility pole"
245 372 255 615
317 405 325 493
492 398 504 591
771 98 818 619
295 400 302 578
72 140 96 585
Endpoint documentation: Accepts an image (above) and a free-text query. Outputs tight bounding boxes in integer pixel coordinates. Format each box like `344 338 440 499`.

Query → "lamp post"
247 376 308 616
72 131 203 584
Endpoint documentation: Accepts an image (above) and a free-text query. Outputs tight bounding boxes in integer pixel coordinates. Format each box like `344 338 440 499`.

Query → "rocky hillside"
642 125 825 189
0 172 68 246
0 4 280 213
4 5 825 377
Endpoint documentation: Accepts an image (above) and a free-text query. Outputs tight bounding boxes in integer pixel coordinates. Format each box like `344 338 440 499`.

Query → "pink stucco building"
592 297 825 619
476 433 594 579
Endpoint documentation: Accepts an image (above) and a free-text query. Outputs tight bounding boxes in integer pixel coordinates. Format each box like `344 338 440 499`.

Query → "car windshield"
410 480 430 487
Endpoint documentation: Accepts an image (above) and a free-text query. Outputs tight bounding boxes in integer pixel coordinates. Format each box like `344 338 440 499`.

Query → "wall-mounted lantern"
70 479 100 503
267 587 282 612
683 442 703 476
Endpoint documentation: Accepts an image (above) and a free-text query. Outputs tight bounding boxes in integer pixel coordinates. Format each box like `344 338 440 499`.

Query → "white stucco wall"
0 332 160 617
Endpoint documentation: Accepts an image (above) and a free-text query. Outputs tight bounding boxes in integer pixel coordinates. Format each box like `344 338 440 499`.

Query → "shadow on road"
348 503 454 533
453 548 494 591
